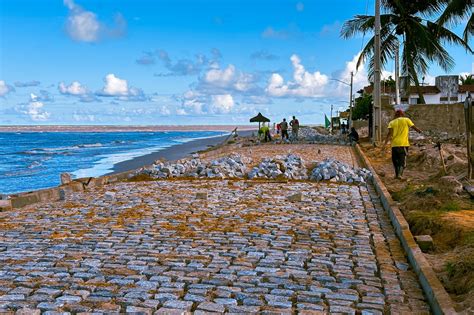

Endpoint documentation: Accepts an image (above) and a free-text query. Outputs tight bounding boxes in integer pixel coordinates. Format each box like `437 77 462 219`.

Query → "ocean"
0 131 224 195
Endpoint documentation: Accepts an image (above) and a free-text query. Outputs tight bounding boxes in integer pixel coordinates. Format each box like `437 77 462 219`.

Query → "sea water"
0 131 223 194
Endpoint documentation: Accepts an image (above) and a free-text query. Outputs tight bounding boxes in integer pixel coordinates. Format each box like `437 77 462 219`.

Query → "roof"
459 84 474 92
249 112 270 123
363 85 440 95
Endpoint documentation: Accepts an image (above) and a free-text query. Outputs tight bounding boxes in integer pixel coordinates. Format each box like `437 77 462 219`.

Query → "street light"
329 72 354 128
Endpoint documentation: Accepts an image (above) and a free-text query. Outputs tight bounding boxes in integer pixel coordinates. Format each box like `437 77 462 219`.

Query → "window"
409 97 418 105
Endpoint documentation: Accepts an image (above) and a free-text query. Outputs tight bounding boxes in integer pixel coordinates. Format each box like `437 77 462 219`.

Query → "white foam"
71 132 226 178
71 144 170 178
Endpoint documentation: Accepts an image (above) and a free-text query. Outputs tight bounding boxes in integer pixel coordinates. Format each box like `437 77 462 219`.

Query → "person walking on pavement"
383 109 422 179
290 116 299 139
280 118 289 140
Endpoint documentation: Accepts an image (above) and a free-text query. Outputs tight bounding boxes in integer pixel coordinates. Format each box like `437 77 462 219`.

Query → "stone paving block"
0 179 429 314
196 302 225 313
162 300 193 311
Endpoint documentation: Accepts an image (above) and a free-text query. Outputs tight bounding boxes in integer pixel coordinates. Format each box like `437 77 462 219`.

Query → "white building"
363 75 474 105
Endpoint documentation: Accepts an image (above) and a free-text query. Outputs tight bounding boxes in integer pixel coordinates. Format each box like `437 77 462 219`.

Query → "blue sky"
0 0 472 125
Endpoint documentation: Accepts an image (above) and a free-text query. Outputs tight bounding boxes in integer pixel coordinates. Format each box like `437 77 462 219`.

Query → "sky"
0 0 473 125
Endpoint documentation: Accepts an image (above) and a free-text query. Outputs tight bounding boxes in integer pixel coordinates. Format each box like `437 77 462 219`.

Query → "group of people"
257 109 419 180
276 116 299 140
259 116 300 142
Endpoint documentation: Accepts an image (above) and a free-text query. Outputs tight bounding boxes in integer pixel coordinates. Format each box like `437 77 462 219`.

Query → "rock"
439 176 463 194
248 154 308 180
414 235 434 252
60 173 72 185
197 302 225 313
288 193 303 202
104 192 116 201
16 308 41 315
464 185 474 198
310 158 371 185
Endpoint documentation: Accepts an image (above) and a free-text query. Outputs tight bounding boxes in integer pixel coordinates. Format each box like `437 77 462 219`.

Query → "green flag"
324 114 331 129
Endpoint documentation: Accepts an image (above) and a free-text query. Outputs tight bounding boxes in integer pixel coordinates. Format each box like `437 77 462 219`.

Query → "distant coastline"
0 125 256 133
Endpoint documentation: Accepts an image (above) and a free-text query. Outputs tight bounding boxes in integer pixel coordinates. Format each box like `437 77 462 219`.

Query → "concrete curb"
354 144 457 315
5 169 136 210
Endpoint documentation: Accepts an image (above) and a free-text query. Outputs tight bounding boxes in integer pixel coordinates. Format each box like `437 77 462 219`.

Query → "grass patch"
439 201 461 212
444 248 474 294
127 173 156 182
391 183 419 201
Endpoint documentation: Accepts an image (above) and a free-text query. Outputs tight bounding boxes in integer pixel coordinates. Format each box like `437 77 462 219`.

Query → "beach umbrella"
249 112 270 130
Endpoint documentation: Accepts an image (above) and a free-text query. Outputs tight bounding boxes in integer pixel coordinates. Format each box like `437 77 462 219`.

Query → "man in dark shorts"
280 118 289 140
383 109 422 179
290 116 299 138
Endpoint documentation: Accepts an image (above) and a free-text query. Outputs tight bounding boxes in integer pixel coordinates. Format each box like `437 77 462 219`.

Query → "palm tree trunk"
412 74 426 104
406 52 426 104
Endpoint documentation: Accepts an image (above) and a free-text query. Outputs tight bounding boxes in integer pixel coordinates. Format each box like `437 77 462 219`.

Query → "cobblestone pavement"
0 180 430 314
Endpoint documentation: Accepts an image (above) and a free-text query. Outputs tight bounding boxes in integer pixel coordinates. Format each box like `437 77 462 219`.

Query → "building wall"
382 103 466 137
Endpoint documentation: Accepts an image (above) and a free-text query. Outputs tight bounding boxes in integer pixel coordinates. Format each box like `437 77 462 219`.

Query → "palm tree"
460 74 474 85
437 0 473 43
341 0 472 104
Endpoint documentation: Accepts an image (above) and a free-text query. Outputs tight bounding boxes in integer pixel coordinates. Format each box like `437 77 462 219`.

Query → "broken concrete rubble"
310 158 372 184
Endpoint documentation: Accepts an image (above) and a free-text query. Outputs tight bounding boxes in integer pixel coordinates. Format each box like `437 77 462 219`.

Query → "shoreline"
109 130 254 174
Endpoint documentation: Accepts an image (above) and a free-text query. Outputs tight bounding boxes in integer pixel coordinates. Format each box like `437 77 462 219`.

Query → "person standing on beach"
383 109 422 179
280 118 289 140
290 116 300 138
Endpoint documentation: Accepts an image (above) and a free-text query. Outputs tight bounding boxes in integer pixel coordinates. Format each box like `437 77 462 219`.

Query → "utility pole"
372 0 382 144
330 104 333 134
395 43 401 105
349 71 354 128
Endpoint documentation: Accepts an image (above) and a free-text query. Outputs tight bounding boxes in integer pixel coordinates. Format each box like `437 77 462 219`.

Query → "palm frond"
437 0 472 26
464 13 474 43
427 21 473 53
340 14 396 39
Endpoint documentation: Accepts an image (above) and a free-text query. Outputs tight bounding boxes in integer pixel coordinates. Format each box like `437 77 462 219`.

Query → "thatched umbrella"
249 112 270 130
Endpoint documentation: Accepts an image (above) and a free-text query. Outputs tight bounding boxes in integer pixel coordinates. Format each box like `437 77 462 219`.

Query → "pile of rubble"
140 154 249 179
310 158 372 184
298 127 349 144
248 154 308 180
190 155 248 178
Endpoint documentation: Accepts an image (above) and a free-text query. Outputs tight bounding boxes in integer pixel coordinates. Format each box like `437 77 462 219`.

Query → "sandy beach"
110 130 255 174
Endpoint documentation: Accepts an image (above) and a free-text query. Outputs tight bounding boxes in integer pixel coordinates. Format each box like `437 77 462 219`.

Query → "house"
363 75 474 105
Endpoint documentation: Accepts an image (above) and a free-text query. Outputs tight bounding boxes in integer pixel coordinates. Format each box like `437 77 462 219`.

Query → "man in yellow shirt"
383 109 422 179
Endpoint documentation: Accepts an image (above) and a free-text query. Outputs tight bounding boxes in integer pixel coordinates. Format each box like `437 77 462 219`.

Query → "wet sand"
110 130 255 174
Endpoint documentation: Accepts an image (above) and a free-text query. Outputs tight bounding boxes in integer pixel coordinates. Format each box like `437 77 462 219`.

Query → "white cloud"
98 74 143 99
63 0 126 43
102 74 128 96
23 93 50 121
266 54 328 97
0 80 14 97
201 64 256 93
59 81 88 95
205 65 236 87
64 0 100 42
210 94 234 114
